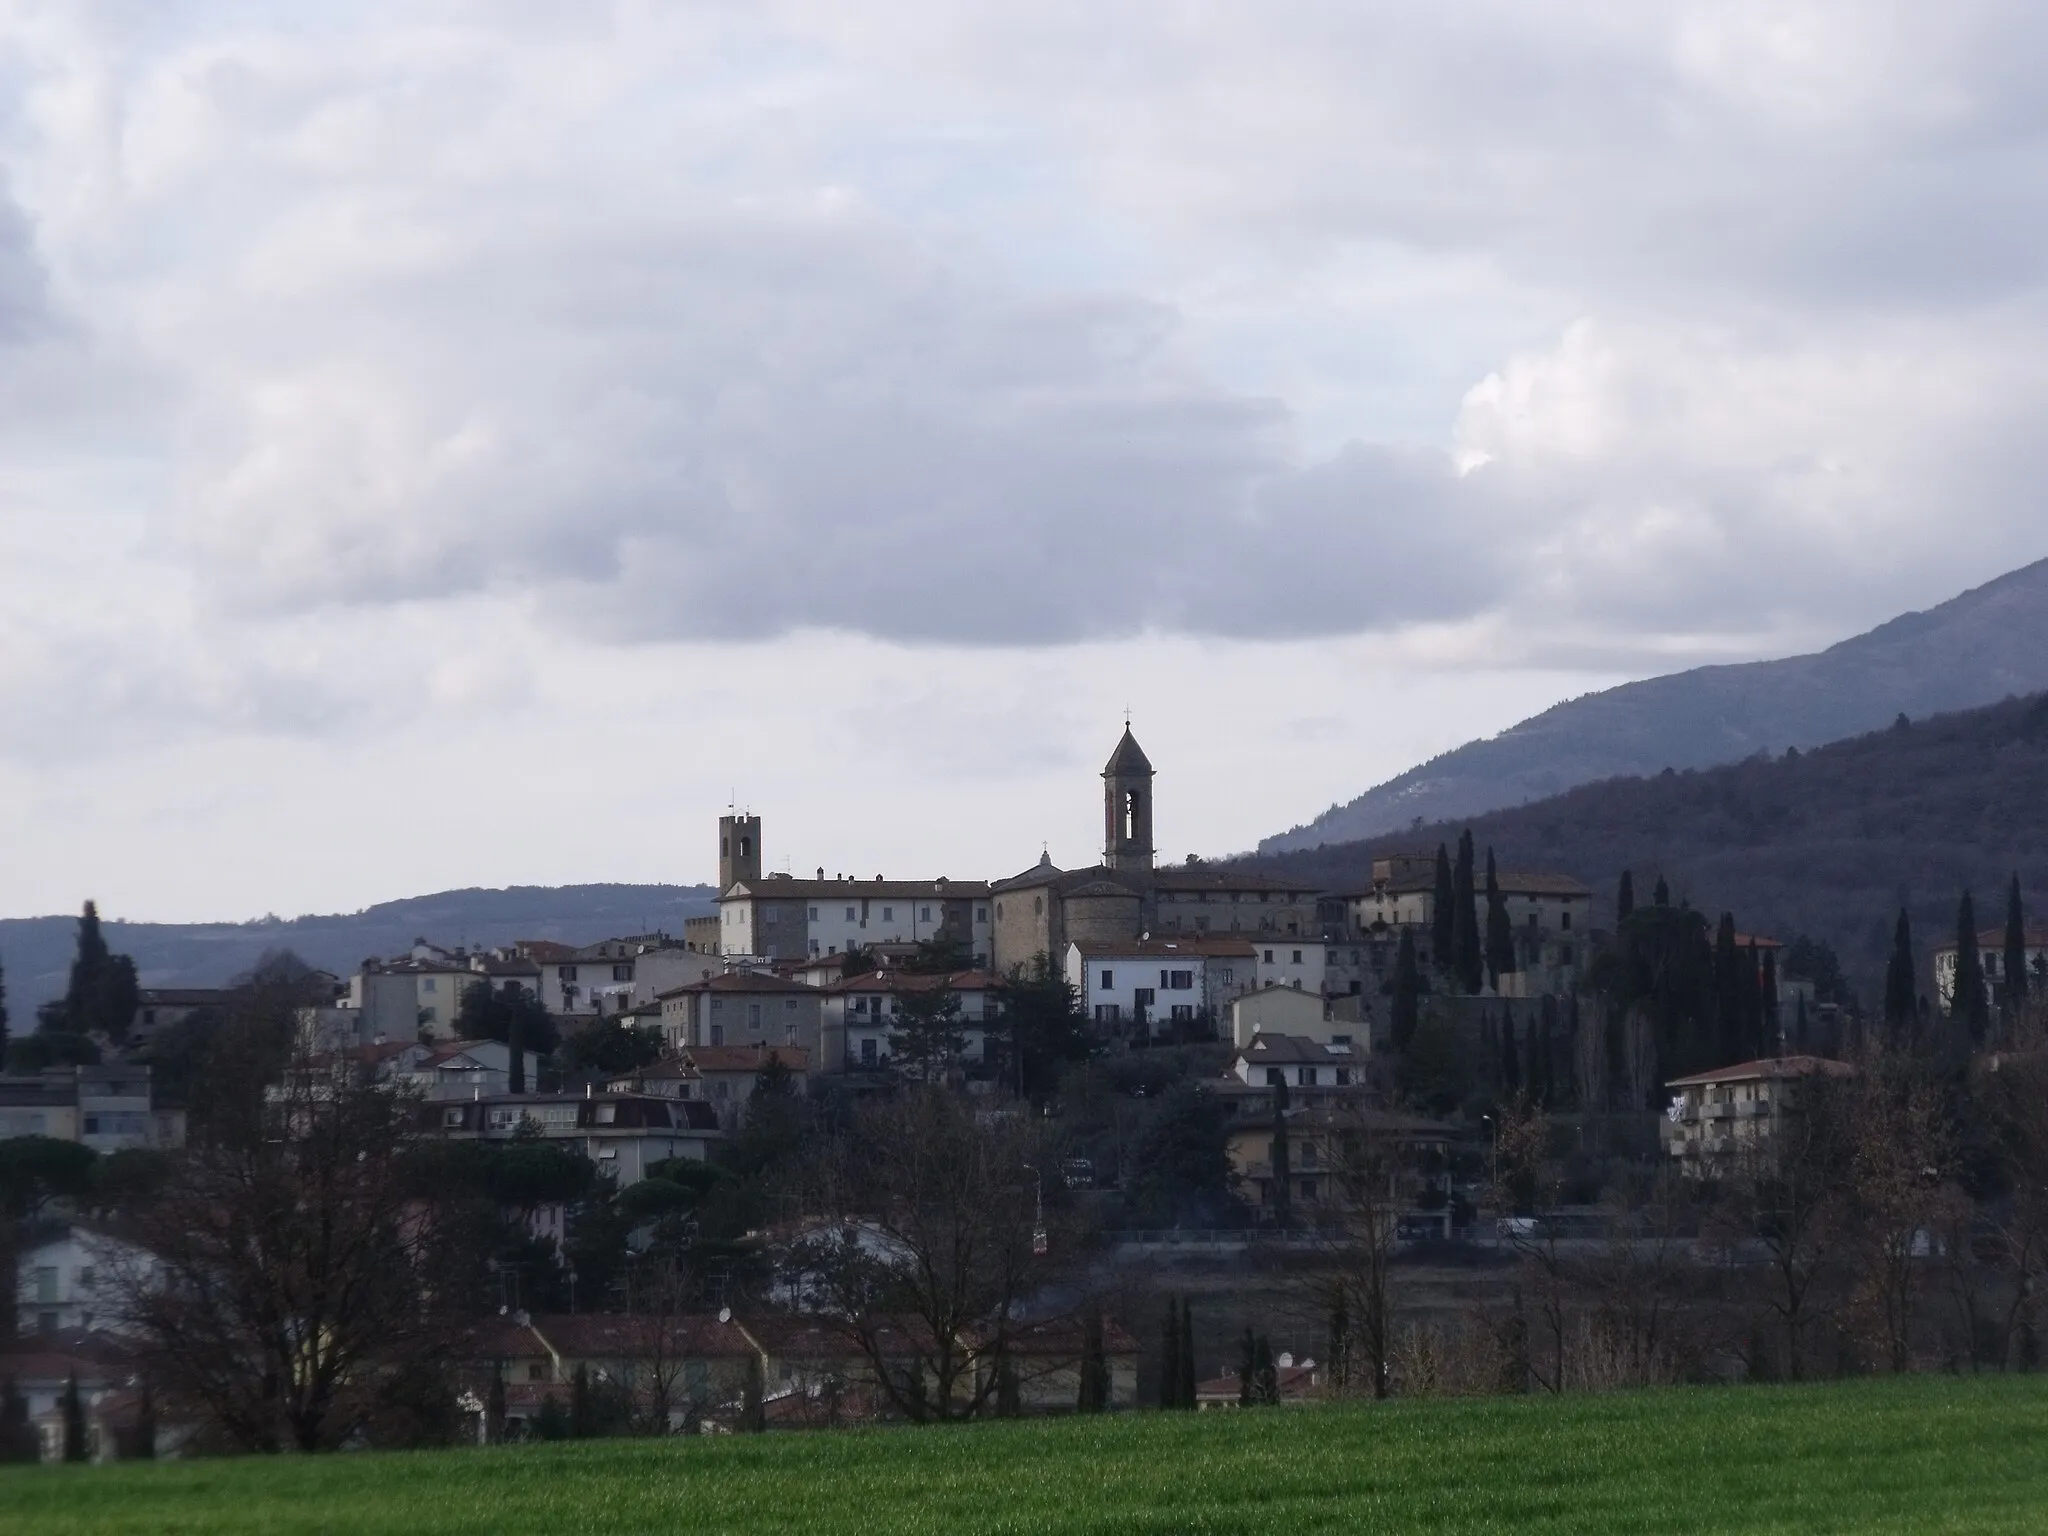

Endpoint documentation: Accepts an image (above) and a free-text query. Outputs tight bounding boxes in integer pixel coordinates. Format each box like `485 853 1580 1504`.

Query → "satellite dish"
719 1306 732 1324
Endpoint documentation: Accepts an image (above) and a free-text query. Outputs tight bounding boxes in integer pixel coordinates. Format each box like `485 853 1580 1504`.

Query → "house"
510 936 661 1017
821 969 1001 1072
656 971 826 1058
715 874 994 967
1252 938 1327 996
993 1315 1142 1412
1332 854 1591 986
13 1228 158 1336
1220 1094 1453 1221
1195 1352 1326 1408
1933 924 2048 1013
346 944 543 1042
384 1039 545 1100
1229 985 1361 1051
0 1067 184 1150
421 1093 722 1184
679 1044 811 1126
1149 865 1323 942
1661 1056 1856 1176
528 1313 762 1431
1064 936 1258 1035
127 988 229 1043
0 1338 127 1461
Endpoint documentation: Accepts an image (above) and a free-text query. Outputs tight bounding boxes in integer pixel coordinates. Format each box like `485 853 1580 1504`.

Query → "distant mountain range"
1235 690 2048 1000
1260 557 2048 853
0 884 719 1015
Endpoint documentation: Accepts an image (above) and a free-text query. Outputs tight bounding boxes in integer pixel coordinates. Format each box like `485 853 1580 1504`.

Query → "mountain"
1260 557 2048 853
0 884 719 1015
1233 690 2048 1000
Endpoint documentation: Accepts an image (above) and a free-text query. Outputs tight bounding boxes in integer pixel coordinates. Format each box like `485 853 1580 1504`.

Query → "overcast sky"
4 2 2047 921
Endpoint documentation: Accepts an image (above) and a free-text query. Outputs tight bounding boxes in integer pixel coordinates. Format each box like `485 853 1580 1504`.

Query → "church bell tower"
719 813 762 892
1103 727 1154 873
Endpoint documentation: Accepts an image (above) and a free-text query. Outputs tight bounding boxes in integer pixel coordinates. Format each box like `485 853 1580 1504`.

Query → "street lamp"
1022 1163 1047 1256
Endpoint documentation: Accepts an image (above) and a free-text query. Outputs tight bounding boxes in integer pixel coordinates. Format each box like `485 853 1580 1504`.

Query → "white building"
717 875 993 966
1252 937 1327 995
1065 936 1257 1033
820 969 1000 1071
15 1228 155 1336
1229 985 1362 1052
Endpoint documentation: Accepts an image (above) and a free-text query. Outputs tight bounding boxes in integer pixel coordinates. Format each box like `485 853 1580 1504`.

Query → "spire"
1103 726 1153 778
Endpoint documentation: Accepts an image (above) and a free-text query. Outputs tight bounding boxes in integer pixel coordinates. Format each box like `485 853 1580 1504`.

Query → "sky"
5 2 2048 922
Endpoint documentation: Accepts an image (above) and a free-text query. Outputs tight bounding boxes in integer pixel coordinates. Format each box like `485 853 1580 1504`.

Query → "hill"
2 1377 2043 1534
1261 556 2048 853
0 884 718 1014
1236 691 2048 1000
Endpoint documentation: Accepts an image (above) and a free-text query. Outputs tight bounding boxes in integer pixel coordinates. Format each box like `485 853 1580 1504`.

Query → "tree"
1531 999 1555 1106
1390 929 1421 1056
1499 1005 1520 1095
455 983 560 1057
1955 891 1991 1048
1484 849 1515 991
1617 870 1636 926
1269 1075 1292 1228
903 934 971 975
131 1375 156 1461
1714 914 1745 1066
47 901 141 1044
1430 844 1456 976
1452 832 1482 994
1077 1306 1110 1413
1236 1327 1256 1406
111 1054 459 1452
993 958 1091 1104
1884 910 1918 1050
485 1370 506 1446
787 1090 1068 1423
0 1378 33 1464
556 1016 660 1078
2006 876 2029 1018
1125 1084 1237 1229
1157 1299 1180 1408
569 1364 593 1439
1178 1300 1196 1409
888 985 967 1082
60 1373 87 1462
1653 876 1671 908
1761 949 1781 1057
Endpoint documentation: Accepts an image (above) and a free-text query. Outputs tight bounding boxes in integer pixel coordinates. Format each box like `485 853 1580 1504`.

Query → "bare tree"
108 1056 453 1452
786 1089 1072 1422
1841 1057 1953 1373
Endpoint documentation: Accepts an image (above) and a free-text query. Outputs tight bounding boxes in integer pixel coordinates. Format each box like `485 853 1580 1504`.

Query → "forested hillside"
1261 556 2048 851
1236 692 2048 1000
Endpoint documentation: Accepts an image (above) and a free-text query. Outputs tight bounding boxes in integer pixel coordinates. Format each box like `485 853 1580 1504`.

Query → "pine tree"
2006 875 2029 1017
60 1372 87 1462
1484 849 1515 991
1499 1005 1520 1095
1616 870 1635 926
1884 909 1917 1050
1430 844 1456 976
1452 831 1482 994
1391 929 1421 1055
1956 891 1991 1046
1270 1075 1292 1227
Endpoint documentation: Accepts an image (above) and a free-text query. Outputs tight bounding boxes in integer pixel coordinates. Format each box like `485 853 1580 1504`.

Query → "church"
986 727 1323 976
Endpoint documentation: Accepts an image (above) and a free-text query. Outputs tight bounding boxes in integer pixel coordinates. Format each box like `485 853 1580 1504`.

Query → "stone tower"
1102 727 1155 873
718 813 762 892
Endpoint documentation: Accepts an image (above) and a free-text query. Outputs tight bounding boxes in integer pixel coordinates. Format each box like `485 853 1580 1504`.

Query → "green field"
4 1376 2046 1534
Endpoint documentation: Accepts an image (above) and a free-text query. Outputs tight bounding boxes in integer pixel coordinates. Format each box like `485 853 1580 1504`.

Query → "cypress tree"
1956 891 1991 1046
1532 998 1554 1106
1616 870 1635 925
1431 844 1456 975
570 1363 593 1439
133 1375 155 1461
1253 1336 1279 1405
1078 1307 1109 1413
1794 992 1810 1053
1884 910 1917 1050
1237 1327 1256 1407
1158 1302 1179 1409
1452 831 1482 994
2006 875 2029 1016
1270 1074 1292 1227
485 1369 505 1446
60 1372 86 1462
1484 849 1515 991
1329 1287 1351 1393
1714 914 1743 1065
1653 876 1671 908
507 1005 526 1096
1391 929 1421 1055
0 1377 32 1463
1178 1299 1196 1409
1499 1004 1520 1095
1761 948 1781 1057
59 901 138 1043
1742 940 1765 1060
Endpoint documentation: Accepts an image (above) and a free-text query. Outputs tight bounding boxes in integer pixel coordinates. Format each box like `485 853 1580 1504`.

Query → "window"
860 1038 877 1066
595 1104 617 1124
808 906 819 921
1168 970 1193 989
34 1267 57 1304
845 906 857 921
1170 1004 1194 1021
1300 1143 1317 1169
1561 912 1572 931
1299 1178 1318 1202
976 907 989 923
1219 967 1234 984
764 908 779 926
1100 970 1114 989
920 906 932 922
1263 950 1274 963
784 998 799 1010
614 964 632 981
1562 945 1575 965
1335 1068 1351 1085
83 1115 101 1135
882 906 894 921
442 1107 464 1128
559 966 579 982
422 978 437 994
748 1003 763 1028
1265 1067 1283 1086
710 1023 725 1045
528 1364 545 1383
1134 988 1156 1007
1527 912 1539 930
1291 950 1302 964
1300 1067 1318 1086
1331 1035 1353 1048
1094 1004 1122 1023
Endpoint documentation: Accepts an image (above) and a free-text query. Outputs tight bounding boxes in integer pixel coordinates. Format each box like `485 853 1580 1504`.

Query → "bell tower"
1102 727 1154 873
719 813 762 892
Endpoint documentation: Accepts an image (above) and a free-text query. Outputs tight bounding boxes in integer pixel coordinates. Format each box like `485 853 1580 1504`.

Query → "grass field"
4 1376 2047 1534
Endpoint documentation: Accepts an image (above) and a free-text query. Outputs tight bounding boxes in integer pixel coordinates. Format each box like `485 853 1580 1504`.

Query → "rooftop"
1666 1055 1856 1089
1069 936 1258 959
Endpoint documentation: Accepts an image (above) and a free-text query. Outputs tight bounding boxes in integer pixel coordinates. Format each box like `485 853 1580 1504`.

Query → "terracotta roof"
1370 869 1592 898
1153 868 1322 895
821 969 1000 996
1934 925 2048 954
1665 1055 1856 1088
1064 880 1143 901
530 1313 758 1361
135 988 230 1007
1195 1362 1323 1403
724 879 992 901
656 972 823 999
1070 936 1258 959
684 1044 811 1074
515 940 580 962
1239 1033 1349 1064
742 1314 943 1360
998 1316 1142 1357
